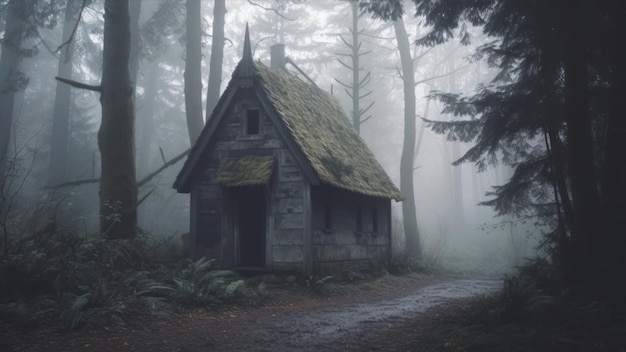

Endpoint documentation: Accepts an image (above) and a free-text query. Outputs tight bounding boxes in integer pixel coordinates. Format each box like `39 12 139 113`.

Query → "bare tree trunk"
184 0 204 145
129 0 141 87
447 66 464 233
99 0 137 239
335 0 374 134
137 61 158 174
0 0 25 184
350 0 361 133
49 0 81 187
205 0 225 120
394 18 421 259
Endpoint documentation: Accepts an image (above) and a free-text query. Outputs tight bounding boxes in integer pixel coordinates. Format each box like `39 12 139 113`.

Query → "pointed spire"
243 23 252 63
232 23 254 82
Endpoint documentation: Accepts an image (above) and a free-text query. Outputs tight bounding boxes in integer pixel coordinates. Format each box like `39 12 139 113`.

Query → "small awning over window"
216 155 274 186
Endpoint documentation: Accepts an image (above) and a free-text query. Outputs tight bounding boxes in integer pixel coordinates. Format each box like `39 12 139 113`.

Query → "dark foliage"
0 223 254 330
361 0 626 306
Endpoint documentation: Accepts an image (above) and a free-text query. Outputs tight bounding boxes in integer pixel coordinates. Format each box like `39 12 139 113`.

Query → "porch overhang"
216 155 275 187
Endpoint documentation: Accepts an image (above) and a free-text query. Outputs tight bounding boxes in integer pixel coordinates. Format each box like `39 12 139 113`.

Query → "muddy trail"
2 277 502 352
207 278 501 352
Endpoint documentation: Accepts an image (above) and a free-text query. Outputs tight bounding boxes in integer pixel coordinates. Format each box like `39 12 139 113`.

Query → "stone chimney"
270 44 286 69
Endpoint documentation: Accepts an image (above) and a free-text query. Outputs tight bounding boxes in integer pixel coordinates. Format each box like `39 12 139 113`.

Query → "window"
356 207 363 233
371 207 378 233
324 200 332 231
246 109 260 135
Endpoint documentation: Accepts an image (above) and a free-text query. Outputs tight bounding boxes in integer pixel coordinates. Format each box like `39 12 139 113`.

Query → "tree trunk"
0 0 25 185
129 0 141 87
350 0 360 133
48 0 81 187
447 66 464 233
603 0 626 288
394 18 421 259
184 0 204 145
560 0 601 282
205 0 225 120
99 0 137 239
137 61 158 174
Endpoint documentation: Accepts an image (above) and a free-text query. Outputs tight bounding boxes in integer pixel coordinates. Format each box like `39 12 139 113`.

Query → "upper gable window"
246 109 260 135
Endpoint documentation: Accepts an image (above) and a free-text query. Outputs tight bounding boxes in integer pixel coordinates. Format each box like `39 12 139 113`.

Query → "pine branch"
336 58 354 70
415 65 468 86
359 90 373 99
358 72 371 87
334 78 352 89
339 35 353 49
359 100 375 115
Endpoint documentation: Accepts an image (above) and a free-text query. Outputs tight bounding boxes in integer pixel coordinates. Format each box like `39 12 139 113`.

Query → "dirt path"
2 276 502 352
208 278 500 352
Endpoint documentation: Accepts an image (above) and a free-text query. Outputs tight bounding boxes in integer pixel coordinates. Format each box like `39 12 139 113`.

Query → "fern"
306 275 334 292
224 280 245 298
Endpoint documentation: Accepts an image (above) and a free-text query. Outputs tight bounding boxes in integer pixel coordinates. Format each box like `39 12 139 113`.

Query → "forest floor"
1 272 623 352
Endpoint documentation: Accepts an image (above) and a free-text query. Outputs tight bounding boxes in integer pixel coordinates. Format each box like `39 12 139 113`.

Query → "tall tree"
335 0 374 134
99 0 137 239
129 0 141 86
184 0 203 145
0 0 28 184
48 0 82 186
393 17 421 259
205 0 225 120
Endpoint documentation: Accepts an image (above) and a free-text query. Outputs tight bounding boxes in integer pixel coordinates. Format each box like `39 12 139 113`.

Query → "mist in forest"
0 0 539 276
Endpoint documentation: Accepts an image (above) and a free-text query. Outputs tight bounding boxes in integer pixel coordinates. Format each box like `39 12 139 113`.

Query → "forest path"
220 278 501 352
3 275 502 352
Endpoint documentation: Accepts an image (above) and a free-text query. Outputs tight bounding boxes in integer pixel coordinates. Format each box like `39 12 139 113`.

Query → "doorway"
234 186 266 267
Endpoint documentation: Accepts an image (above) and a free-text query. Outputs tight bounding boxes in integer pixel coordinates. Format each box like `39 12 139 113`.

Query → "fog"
1 0 540 275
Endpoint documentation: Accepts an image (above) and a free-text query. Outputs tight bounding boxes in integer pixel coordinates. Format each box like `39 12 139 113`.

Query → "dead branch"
55 76 101 92
138 148 190 187
56 0 88 54
48 148 190 190
247 0 296 21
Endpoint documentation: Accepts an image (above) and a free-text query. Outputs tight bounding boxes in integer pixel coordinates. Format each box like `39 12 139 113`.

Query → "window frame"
244 108 261 135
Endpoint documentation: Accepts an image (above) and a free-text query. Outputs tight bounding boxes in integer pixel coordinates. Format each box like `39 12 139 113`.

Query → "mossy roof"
254 63 403 201
175 26 402 201
216 156 274 187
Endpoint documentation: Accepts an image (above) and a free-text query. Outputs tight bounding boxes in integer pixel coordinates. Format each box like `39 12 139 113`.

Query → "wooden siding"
188 88 392 275
192 91 306 271
311 186 391 274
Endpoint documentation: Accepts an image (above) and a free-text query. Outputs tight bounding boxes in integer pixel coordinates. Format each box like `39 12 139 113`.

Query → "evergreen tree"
361 0 626 297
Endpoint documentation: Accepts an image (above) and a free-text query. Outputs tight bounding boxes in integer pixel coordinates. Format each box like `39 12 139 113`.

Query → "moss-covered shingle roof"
175 26 402 201
254 63 403 201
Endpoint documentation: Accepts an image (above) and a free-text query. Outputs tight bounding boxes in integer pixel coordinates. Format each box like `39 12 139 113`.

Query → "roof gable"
174 27 403 201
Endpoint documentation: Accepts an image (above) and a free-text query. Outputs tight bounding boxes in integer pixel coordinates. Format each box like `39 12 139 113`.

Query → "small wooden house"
174 27 403 275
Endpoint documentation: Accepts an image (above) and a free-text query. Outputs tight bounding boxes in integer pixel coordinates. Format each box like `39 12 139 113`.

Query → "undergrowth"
450 257 622 351
0 224 258 331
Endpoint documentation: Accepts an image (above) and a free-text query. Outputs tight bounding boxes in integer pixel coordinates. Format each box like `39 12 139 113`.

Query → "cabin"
173 26 403 275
